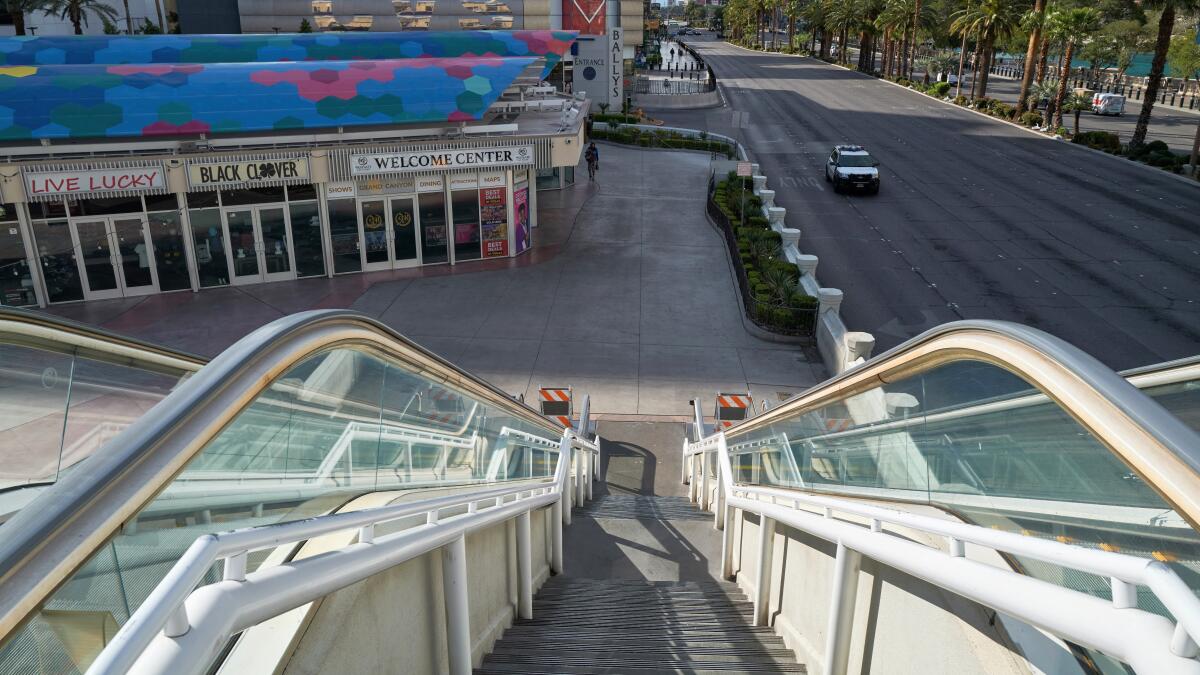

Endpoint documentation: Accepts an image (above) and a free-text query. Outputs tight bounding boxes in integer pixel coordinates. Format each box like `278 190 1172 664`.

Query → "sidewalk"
44 145 825 417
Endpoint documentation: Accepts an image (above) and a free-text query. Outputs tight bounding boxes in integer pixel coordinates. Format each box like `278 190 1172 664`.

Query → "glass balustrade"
721 358 1200 655
0 345 561 674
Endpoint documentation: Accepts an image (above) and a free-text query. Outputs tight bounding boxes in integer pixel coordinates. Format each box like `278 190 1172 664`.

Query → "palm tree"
950 0 1022 100
1045 7 1099 130
1014 0 1051 117
2 0 47 34
1028 77 1058 119
43 0 118 34
1061 91 1091 135
1130 0 1200 147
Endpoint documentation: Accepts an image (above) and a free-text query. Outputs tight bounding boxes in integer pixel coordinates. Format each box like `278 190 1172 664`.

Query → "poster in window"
514 186 531 254
480 187 508 258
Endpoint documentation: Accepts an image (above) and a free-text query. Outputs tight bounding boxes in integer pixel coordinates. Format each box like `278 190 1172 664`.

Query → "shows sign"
25 165 165 197
351 146 534 176
188 158 309 188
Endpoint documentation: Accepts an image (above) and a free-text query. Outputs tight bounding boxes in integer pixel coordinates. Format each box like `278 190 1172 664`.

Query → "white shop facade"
0 127 581 307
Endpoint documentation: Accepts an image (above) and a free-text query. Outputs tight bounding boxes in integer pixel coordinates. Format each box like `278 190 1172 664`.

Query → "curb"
705 40 1200 190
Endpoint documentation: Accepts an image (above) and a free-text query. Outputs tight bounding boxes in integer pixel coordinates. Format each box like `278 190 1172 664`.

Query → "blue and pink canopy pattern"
0 31 576 79
0 56 536 140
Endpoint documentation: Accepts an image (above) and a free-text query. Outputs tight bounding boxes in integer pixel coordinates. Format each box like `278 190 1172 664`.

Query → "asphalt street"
661 37 1200 369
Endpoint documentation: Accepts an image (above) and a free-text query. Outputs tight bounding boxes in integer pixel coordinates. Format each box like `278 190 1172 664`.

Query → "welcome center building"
0 30 585 308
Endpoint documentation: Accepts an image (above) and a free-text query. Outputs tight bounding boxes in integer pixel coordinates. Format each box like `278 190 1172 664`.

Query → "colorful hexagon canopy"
0 57 536 140
0 31 576 80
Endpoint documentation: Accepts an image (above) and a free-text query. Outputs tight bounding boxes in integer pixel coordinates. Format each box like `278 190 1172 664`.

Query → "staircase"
477 488 806 674
477 576 805 673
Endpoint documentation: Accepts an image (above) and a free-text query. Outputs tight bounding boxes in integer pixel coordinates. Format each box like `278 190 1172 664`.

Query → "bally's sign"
188 158 309 188
350 146 534 176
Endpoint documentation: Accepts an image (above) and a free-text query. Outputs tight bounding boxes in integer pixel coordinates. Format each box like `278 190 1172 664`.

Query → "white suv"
825 145 880 195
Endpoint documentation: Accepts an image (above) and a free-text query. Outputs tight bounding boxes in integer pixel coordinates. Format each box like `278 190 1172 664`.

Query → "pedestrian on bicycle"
585 142 599 181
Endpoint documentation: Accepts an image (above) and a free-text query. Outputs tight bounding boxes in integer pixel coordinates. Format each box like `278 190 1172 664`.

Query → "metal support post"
442 535 472 675
562 450 573 526
550 503 564 574
688 454 698 502
700 452 711 512
587 452 595 500
576 447 586 506
721 504 737 580
753 516 776 626
517 510 533 619
824 542 862 675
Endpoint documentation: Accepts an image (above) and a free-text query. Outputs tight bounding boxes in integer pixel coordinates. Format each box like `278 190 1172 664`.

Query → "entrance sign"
187 158 309 188
25 166 165 197
480 187 508 258
350 146 534 176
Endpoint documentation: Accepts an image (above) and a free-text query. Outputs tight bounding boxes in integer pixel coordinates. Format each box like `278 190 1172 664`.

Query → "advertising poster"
514 186 531 254
562 0 605 35
480 187 509 258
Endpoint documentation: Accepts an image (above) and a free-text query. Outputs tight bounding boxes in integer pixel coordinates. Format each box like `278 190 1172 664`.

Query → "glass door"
418 191 448 265
359 199 391 272
258 206 295 283
223 209 260 285
71 219 121 300
222 207 296 285
390 196 420 268
110 216 158 297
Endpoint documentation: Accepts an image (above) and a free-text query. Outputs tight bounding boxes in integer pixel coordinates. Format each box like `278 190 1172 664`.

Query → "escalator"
1 310 1199 674
0 309 568 674
704 321 1200 674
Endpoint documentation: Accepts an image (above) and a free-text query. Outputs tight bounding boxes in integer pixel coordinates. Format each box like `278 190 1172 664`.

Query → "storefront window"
73 195 144 216
34 220 83 303
327 199 362 274
0 204 35 307
563 165 575 186
188 209 229 288
451 190 481 262
536 167 560 191
28 201 69 220
289 202 325 278
418 192 447 265
288 184 318 201
186 191 219 209
147 211 190 292
220 186 286 206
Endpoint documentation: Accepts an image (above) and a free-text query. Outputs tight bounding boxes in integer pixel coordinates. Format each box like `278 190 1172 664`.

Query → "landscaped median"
590 120 737 156
708 172 818 337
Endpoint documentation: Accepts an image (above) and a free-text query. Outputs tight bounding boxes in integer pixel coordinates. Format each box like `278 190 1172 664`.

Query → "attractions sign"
187 158 310 188
350 146 534 176
25 165 166 198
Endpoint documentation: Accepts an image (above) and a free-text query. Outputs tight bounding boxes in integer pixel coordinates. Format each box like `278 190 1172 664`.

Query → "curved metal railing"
717 320 1200 527
0 309 566 648
682 319 1200 674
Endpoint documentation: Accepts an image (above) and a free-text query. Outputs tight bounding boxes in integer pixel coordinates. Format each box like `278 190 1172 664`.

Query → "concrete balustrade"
759 189 775 209
752 175 768 194
779 228 800 252
817 288 844 315
766 207 786 228
795 254 818 277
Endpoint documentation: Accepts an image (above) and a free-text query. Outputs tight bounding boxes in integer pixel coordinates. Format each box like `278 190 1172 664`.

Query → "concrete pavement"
43 144 825 417
667 36 1200 370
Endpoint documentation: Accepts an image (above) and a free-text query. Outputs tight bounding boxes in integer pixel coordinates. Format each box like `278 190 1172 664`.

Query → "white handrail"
685 432 1200 675
87 427 601 675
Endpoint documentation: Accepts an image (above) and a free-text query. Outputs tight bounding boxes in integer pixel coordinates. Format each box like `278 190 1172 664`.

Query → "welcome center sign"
350 146 534 176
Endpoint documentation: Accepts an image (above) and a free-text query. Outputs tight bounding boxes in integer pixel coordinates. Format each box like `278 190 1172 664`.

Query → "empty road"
663 37 1200 370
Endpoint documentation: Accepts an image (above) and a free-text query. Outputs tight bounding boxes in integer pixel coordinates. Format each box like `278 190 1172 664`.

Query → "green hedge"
590 126 736 158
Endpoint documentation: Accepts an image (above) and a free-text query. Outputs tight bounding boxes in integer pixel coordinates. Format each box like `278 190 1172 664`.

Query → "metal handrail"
0 310 566 641
685 433 1200 674
0 305 206 374
89 428 599 675
712 320 1200 529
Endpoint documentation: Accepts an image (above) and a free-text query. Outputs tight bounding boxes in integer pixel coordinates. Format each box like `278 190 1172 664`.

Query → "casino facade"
0 31 585 307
